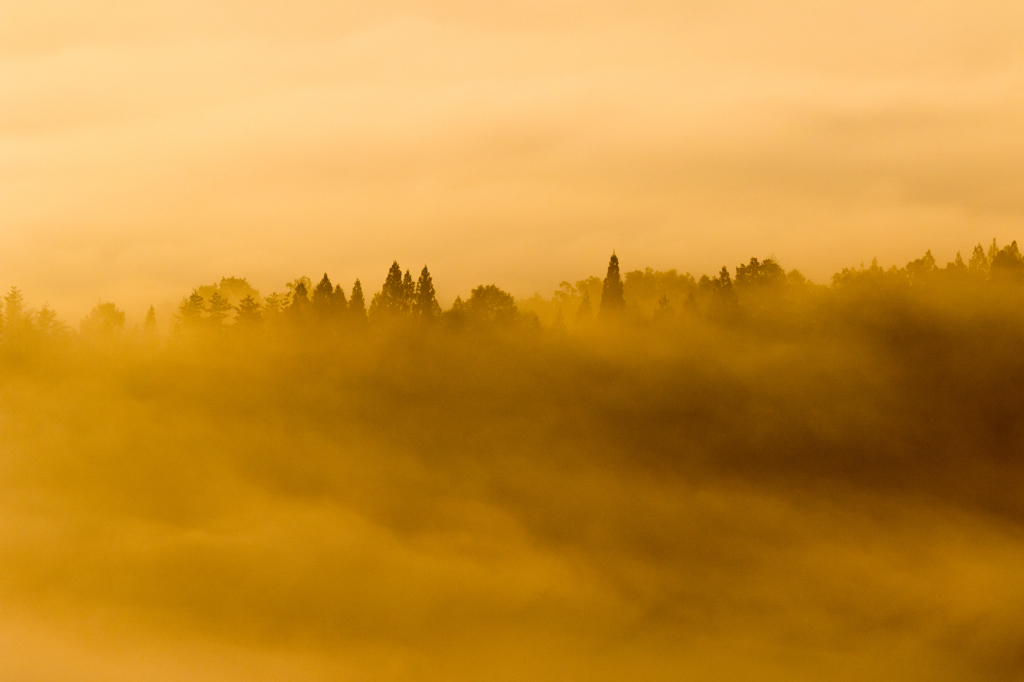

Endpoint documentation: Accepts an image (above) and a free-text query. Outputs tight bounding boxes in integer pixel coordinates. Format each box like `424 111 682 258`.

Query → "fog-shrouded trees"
413 266 441 318
349 280 367 326
81 303 126 337
599 253 625 316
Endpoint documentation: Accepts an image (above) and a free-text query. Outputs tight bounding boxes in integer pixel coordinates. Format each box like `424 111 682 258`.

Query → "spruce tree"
312 273 335 319
413 265 441 317
349 279 367 325
599 253 625 316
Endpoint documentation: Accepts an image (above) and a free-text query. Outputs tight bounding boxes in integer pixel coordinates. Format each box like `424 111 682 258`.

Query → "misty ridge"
3 240 1024 680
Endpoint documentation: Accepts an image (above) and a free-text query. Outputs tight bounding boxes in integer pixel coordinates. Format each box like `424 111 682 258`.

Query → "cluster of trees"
4 239 1024 349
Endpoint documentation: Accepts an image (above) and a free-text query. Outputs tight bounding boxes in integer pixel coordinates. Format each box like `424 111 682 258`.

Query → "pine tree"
312 273 335 319
349 279 367 325
413 265 441 317
369 261 406 318
177 291 206 333
969 243 989 273
599 253 625 316
208 291 232 327
235 295 262 326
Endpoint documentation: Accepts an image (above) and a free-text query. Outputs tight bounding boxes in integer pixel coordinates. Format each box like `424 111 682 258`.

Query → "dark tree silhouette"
370 262 408 318
413 266 441 318
208 291 232 327
465 285 518 325
599 253 625 316
312 274 335 319
144 306 157 335
349 279 367 325
288 282 310 321
177 291 206 333
236 295 262 326
333 284 348 317
991 241 1024 279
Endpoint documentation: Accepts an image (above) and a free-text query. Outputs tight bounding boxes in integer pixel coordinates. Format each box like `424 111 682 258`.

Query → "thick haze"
2 0 1023 318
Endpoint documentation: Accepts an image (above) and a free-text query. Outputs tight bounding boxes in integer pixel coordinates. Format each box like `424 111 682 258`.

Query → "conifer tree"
177 291 206 333
288 281 310 321
402 270 415 314
333 283 348 317
413 265 441 317
969 243 989 273
370 262 406 317
208 291 232 327
235 295 262 326
312 273 335 319
600 253 625 316
349 279 367 325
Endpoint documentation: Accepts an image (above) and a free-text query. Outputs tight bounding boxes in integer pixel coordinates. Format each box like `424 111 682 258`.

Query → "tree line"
2 239 1024 346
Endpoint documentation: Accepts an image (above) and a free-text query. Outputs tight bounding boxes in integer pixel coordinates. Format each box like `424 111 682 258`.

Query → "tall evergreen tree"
349 279 367 325
288 281 310 321
333 283 348 317
599 253 625 316
402 270 415 314
370 261 407 317
312 273 335 319
413 265 441 317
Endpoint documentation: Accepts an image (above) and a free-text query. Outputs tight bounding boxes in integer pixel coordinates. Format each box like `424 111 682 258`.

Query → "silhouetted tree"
991 241 1024 279
451 285 519 327
177 291 206 333
370 262 407 318
235 295 262 327
208 291 232 327
144 306 157 335
333 284 348 317
735 257 787 288
312 274 335 319
969 243 989 274
600 253 625 316
403 270 416 313
288 281 311 321
413 266 441 318
349 279 367 326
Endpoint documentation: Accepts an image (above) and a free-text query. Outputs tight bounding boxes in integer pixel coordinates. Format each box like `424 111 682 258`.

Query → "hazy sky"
2 0 1023 319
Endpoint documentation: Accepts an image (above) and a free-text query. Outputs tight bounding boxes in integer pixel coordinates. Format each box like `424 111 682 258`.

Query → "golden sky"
2 0 1023 319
